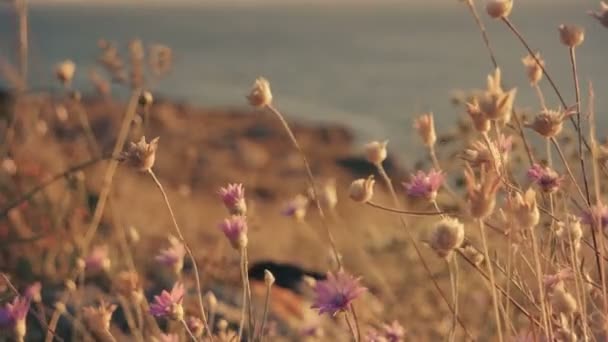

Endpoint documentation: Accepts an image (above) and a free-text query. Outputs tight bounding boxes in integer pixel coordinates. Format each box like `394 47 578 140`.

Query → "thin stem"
448 258 459 342
344 312 359 342
349 304 362 342
147 169 212 338
550 137 588 206
258 280 272 342
477 219 504 342
181 319 199 341
463 0 498 69
366 201 445 216
528 222 551 339
237 250 247 342
242 248 255 341
265 104 342 270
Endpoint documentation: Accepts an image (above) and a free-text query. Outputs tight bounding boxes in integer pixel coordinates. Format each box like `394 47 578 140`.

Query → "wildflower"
588 2 608 28
149 282 185 320
413 113 436 147
187 316 204 338
218 216 248 250
247 77 273 108
402 169 444 201
119 136 160 172
311 270 366 316
382 320 405 342
465 98 491 133
521 53 544 85
155 239 186 275
0 296 29 340
82 300 117 335
559 24 585 47
507 188 540 229
24 282 42 303
55 60 76 86
526 108 574 138
527 164 562 193
138 90 153 107
218 183 247 216
282 194 309 221
478 68 517 123
462 134 512 169
580 202 608 230
464 164 501 219
428 217 465 258
85 245 111 273
364 140 389 166
486 0 513 19
349 176 375 203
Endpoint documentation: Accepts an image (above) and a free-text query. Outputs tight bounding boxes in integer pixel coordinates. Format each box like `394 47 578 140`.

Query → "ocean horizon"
1 1 607 160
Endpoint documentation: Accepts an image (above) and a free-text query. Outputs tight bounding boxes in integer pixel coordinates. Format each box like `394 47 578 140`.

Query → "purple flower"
581 202 608 230
382 320 405 342
149 283 185 320
282 194 309 220
24 282 42 303
0 296 30 330
85 245 111 273
218 216 248 250
403 169 444 201
311 270 366 316
527 164 562 193
155 241 186 274
218 183 247 216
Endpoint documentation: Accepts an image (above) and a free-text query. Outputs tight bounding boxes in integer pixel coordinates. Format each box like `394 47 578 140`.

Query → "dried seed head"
264 270 276 286
486 0 513 19
508 188 540 229
556 215 582 253
82 300 117 335
364 140 388 166
138 91 154 107
588 2 608 28
527 108 574 138
466 98 491 133
349 176 375 203
559 24 585 47
551 285 578 315
55 60 76 86
247 77 273 108
114 271 142 302
460 245 484 266
477 68 517 123
429 217 465 258
464 164 501 219
414 113 437 147
521 53 544 85
119 136 160 172
312 178 338 211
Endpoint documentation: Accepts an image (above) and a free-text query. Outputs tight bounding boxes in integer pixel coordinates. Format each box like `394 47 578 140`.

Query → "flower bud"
486 0 513 19
429 217 465 258
138 91 154 107
55 60 76 86
521 53 544 85
559 24 585 47
119 136 160 172
588 2 608 28
413 113 436 147
264 270 275 286
364 140 388 166
247 77 273 108
349 176 375 203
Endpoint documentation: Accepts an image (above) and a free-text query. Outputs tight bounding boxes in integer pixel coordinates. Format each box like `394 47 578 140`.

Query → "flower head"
311 270 366 316
588 2 608 28
218 216 248 250
462 134 512 169
247 77 273 108
581 202 608 231
543 269 574 293
85 245 111 273
507 188 540 230
521 53 544 85
55 60 76 86
527 108 574 138
559 24 585 47
486 0 513 19
413 113 437 147
24 282 42 303
349 176 375 203
464 164 501 219
138 90 154 107
186 316 204 338
149 283 185 320
556 215 583 253
478 68 517 123
465 98 491 133
403 169 444 201
155 239 186 275
527 164 562 193
119 136 160 171
0 296 29 340
428 217 465 258
382 320 405 342
282 194 309 221
218 183 247 216
309 178 338 211
82 300 117 335
113 271 143 302
364 140 388 166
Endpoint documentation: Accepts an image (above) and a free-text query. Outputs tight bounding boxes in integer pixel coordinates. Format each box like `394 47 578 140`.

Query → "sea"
0 1 607 158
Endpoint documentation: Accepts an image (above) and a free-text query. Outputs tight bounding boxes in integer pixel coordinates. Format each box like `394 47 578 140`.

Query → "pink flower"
382 320 405 342
527 164 562 193
311 270 366 316
0 296 29 332
218 216 248 250
24 282 42 303
403 169 444 201
149 283 185 320
581 202 608 230
155 240 186 274
218 183 247 216
85 245 111 272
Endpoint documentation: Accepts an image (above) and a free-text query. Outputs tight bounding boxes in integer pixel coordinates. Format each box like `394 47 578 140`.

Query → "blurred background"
0 0 607 160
